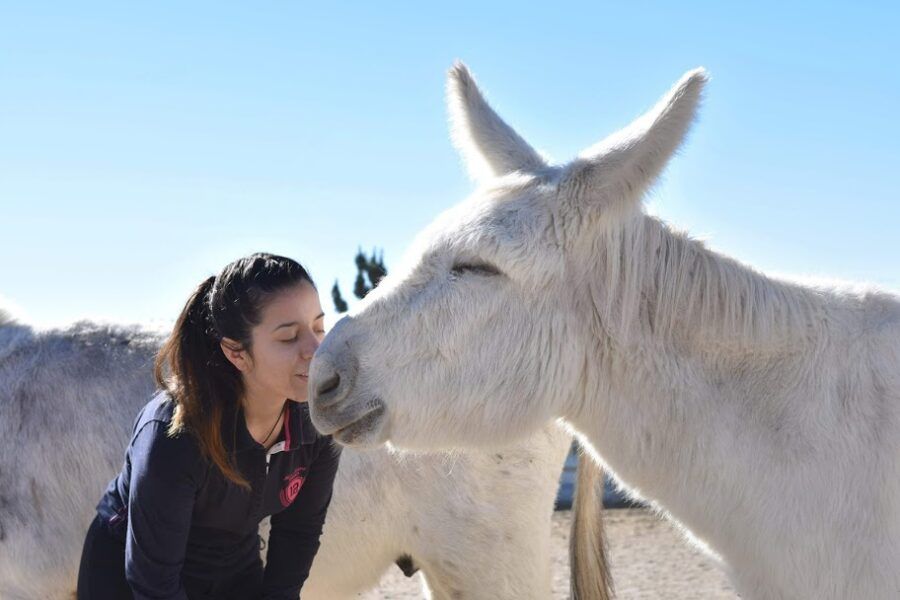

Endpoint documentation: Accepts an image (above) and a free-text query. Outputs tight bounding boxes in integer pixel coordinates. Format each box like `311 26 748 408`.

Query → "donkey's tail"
570 446 614 600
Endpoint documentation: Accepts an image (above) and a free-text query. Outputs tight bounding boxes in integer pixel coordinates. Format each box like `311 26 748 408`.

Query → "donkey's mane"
592 214 827 351
0 310 166 367
0 308 12 327
0 307 32 364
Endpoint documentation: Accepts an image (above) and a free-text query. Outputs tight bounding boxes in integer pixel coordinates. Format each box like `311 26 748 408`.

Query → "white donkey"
0 310 610 599
308 63 900 600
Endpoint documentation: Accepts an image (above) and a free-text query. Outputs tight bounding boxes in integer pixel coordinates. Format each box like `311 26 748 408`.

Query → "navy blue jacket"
96 393 341 600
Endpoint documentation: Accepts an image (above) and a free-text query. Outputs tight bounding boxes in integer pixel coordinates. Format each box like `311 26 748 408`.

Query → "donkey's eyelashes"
450 262 503 277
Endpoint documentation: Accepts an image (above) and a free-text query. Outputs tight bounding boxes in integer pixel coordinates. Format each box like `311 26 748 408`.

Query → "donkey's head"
309 63 706 449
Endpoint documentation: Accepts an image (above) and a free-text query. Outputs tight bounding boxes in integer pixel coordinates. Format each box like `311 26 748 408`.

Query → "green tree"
332 248 388 313
331 280 348 313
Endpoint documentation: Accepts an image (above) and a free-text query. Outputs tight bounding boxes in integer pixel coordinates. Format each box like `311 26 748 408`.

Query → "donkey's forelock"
363 172 552 304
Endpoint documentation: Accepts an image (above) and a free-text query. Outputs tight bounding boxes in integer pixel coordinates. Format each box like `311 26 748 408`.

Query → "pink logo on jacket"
279 467 306 507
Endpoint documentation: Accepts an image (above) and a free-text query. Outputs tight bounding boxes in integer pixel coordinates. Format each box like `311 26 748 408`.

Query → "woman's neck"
242 391 287 446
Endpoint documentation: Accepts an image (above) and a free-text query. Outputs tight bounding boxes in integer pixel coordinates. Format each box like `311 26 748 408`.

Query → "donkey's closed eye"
450 262 502 277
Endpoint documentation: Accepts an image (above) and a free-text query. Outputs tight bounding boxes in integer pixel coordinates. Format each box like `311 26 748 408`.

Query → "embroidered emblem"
279 467 306 507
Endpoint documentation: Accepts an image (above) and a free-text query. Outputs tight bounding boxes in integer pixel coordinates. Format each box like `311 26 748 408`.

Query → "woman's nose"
300 331 319 359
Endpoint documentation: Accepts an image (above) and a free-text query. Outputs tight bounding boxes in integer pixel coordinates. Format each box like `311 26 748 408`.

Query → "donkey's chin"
330 404 388 448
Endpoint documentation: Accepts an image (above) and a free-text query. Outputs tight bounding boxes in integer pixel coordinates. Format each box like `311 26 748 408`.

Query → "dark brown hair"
154 253 315 489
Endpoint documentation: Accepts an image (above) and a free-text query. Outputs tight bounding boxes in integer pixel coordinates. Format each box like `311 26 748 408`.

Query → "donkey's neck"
571 214 833 492
565 215 878 595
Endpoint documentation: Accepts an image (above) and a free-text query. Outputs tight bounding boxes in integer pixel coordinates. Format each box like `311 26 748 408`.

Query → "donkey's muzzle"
308 316 387 444
315 371 342 403
309 356 352 412
308 348 371 437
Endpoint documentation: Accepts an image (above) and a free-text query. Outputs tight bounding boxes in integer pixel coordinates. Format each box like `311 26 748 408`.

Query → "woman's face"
240 281 325 404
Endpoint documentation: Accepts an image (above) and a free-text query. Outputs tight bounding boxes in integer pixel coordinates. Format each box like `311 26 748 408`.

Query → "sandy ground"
360 508 739 599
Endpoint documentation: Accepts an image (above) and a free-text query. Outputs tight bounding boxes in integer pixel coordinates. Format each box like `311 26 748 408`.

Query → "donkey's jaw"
309 394 388 447
331 402 388 447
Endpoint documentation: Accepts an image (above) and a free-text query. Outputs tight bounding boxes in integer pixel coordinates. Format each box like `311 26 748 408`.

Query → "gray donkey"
0 309 606 599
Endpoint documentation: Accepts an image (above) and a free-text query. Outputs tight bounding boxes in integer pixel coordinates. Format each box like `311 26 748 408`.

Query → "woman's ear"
220 337 252 372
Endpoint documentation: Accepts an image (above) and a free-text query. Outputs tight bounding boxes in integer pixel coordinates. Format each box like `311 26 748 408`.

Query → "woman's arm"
125 420 203 600
262 439 342 599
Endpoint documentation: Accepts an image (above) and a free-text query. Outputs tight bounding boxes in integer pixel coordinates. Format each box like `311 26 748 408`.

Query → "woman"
77 253 340 599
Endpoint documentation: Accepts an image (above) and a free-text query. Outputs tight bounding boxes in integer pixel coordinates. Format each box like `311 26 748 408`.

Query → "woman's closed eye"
281 326 325 341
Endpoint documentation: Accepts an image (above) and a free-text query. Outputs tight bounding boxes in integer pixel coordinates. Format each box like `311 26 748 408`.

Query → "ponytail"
155 276 250 489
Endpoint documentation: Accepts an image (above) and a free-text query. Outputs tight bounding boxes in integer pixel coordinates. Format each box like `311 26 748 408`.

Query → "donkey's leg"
301 535 399 600
288 447 409 599
412 503 554 600
416 538 551 600
405 426 570 600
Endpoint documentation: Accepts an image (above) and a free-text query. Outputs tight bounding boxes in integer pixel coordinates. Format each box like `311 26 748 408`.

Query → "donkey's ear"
561 68 707 207
447 61 547 182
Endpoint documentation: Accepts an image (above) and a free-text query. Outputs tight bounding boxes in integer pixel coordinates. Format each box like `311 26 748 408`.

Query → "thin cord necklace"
258 401 287 448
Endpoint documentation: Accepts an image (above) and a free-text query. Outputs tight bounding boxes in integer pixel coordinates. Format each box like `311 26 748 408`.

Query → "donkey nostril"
317 372 341 397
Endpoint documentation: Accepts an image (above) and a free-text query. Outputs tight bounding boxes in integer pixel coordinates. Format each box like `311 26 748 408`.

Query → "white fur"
0 315 572 600
303 427 570 600
309 63 900 599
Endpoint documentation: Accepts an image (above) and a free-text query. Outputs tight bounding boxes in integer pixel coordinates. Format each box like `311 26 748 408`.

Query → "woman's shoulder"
132 391 177 437
130 391 203 465
135 390 176 422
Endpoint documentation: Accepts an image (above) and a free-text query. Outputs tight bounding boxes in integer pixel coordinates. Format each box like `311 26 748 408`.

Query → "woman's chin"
291 376 310 403
289 383 307 398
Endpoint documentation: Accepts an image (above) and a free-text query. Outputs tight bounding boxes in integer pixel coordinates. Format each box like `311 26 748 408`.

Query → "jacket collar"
223 400 318 452
283 400 319 449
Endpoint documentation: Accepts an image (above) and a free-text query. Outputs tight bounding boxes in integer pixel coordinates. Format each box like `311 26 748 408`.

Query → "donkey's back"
0 315 159 599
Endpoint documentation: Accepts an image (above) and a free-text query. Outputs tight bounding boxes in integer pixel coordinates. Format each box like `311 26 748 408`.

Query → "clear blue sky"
1 1 898 328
